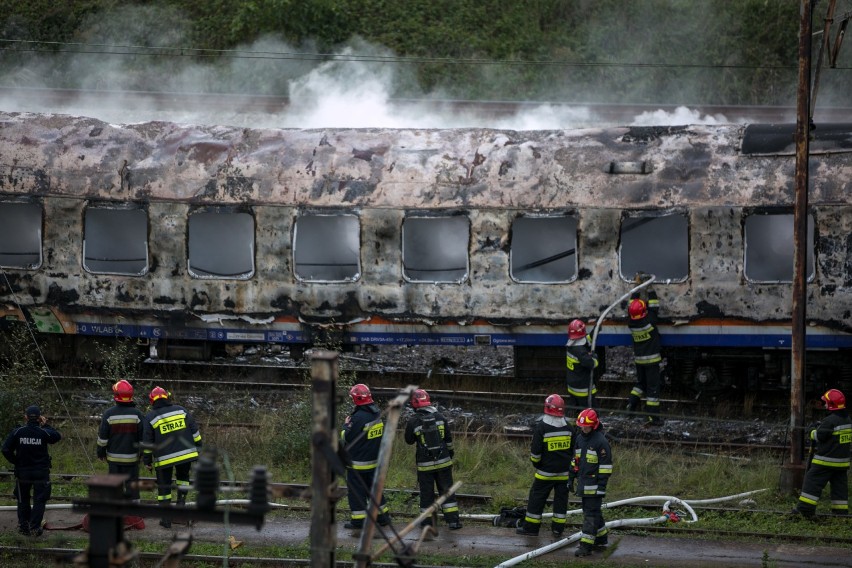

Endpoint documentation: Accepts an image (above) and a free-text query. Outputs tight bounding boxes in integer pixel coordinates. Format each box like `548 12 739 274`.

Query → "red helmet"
628 299 648 320
149 386 170 404
576 408 600 429
349 383 374 405
544 394 565 417
567 319 587 340
112 379 134 403
821 389 846 411
411 389 431 409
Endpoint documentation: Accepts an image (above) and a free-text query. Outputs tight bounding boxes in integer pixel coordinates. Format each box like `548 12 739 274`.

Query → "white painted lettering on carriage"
226 332 265 341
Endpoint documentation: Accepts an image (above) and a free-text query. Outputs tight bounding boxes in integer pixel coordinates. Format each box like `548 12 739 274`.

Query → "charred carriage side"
1 113 852 400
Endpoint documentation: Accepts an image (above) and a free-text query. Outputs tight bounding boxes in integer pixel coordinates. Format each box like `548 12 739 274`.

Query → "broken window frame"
187 207 256 280
0 199 43 270
509 214 579 283
293 212 362 283
82 203 149 276
618 211 690 283
402 214 470 284
743 210 815 284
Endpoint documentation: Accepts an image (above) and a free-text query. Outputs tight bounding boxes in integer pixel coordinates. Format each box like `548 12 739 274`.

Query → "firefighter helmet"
544 394 565 417
576 408 600 429
628 298 648 320
349 383 374 405
567 319 587 340
149 386 170 404
112 379 134 403
411 388 431 409
821 389 846 411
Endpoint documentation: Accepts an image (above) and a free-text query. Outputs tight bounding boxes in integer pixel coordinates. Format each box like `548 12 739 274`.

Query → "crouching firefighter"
404 389 462 530
516 394 573 537
142 387 202 528
340 384 391 531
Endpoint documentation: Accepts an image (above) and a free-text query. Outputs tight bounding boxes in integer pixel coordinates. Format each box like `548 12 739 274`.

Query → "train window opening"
0 201 42 270
619 213 688 281
294 214 361 282
188 210 255 279
83 207 148 276
402 216 469 283
510 216 578 282
744 213 814 282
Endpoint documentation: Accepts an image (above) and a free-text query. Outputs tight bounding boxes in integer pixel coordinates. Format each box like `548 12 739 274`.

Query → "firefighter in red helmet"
565 319 599 411
792 389 850 517
404 389 462 530
142 386 202 528
96 380 144 501
516 394 573 537
570 408 612 557
626 278 664 426
340 384 391 532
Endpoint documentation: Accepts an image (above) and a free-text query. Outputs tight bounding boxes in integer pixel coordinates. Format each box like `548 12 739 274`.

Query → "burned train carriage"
1 112 852 395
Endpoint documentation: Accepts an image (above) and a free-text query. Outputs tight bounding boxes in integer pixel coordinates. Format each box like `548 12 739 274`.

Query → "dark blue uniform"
2 408 61 535
340 402 391 528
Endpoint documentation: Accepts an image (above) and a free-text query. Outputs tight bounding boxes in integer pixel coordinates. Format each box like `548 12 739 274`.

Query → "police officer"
565 319 599 411
516 394 572 537
97 379 144 500
793 389 851 517
570 408 612 557
142 386 202 528
340 383 391 531
2 404 62 536
404 388 462 530
626 282 663 426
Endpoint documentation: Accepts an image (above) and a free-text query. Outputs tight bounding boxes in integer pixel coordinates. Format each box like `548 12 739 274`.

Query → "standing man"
570 408 612 557
142 386 202 528
340 383 391 532
404 388 462 531
516 394 572 537
626 281 663 426
97 379 144 500
565 319 599 411
2 404 62 536
793 389 851 517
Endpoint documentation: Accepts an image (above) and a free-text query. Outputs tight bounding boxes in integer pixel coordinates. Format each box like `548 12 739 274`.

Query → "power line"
1 38 847 71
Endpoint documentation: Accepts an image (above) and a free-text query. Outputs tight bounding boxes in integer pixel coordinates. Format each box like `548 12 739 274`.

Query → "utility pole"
783 0 814 494
310 350 339 568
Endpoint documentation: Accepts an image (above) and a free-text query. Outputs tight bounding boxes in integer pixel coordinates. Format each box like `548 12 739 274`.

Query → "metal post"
75 475 131 568
782 0 814 494
310 350 339 568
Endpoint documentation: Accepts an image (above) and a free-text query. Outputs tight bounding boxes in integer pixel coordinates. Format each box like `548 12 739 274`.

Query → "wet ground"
4 506 849 567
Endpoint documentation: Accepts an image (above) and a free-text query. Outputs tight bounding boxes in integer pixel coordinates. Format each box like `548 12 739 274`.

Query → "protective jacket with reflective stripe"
565 336 598 397
142 400 202 468
810 409 851 468
341 403 384 470
529 415 572 480
404 407 454 472
570 428 612 497
97 402 144 464
629 290 662 365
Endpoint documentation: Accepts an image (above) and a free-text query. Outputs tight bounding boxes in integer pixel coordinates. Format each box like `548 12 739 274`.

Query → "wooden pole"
310 350 339 568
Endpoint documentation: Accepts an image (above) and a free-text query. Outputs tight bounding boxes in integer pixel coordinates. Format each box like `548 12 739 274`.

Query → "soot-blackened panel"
742 123 852 155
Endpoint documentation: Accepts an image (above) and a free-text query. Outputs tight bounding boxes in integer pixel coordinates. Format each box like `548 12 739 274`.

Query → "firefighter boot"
158 501 172 529
625 395 639 413
575 542 595 557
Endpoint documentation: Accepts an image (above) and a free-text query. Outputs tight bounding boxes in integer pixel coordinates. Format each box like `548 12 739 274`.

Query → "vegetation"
0 0 850 105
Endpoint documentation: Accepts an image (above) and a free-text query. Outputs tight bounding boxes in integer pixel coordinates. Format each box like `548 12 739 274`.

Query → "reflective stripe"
812 456 850 467
106 452 140 463
153 448 199 467
351 460 378 470
534 469 569 480
635 353 662 364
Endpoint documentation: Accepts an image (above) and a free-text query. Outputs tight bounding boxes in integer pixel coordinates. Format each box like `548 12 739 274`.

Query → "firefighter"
569 408 612 557
626 281 663 426
2 404 62 536
142 386 202 528
792 389 851 517
565 319 599 411
97 379 144 500
340 383 391 531
516 394 573 537
404 388 462 530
